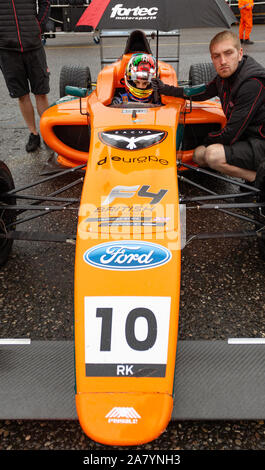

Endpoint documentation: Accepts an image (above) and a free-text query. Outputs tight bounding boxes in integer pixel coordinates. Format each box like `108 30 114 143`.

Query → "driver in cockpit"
112 53 157 104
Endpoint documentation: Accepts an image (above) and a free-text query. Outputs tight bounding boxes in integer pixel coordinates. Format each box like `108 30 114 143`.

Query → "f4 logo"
102 185 168 206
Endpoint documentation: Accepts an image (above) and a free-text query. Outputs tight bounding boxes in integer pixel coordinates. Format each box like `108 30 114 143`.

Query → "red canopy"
77 0 111 29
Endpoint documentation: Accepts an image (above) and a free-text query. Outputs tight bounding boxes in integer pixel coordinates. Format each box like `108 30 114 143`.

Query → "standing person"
238 0 254 45
0 0 50 152
151 30 265 201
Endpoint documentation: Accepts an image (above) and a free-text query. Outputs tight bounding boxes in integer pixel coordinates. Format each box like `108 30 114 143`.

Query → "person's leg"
18 93 41 152
0 51 36 138
24 47 50 152
204 144 256 181
239 11 245 41
244 8 253 41
18 94 38 135
193 145 208 166
35 93 49 117
194 143 257 181
27 47 50 105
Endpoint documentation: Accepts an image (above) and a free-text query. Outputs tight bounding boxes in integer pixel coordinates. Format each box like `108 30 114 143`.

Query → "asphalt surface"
0 24 265 455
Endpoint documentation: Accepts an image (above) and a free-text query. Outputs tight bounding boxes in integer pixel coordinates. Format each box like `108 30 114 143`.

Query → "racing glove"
151 78 185 98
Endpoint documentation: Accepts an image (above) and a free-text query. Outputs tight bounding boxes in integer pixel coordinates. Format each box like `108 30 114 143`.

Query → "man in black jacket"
0 0 50 152
152 30 265 199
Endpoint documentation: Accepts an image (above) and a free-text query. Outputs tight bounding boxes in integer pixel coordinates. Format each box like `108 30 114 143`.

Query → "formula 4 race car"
0 29 265 447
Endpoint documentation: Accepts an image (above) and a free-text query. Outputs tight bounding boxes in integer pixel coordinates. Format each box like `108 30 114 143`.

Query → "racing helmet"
124 53 156 100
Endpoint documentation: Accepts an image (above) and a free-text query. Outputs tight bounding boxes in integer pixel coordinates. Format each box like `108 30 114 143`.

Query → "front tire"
59 65 92 98
0 161 16 266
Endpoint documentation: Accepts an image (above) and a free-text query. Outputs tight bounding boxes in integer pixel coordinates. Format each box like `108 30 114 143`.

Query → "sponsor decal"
90 204 154 217
106 407 141 424
84 296 171 377
122 108 147 114
102 185 168 206
84 215 169 228
97 155 169 166
98 129 167 151
83 240 172 270
110 4 158 21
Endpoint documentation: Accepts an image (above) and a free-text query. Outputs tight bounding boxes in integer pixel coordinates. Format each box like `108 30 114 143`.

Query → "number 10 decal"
84 297 171 377
96 306 157 352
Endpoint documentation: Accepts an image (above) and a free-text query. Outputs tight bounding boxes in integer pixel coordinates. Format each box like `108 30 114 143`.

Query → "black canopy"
76 0 236 31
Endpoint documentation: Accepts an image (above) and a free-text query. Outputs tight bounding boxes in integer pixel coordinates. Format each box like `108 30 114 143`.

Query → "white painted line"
228 338 265 345
0 339 31 345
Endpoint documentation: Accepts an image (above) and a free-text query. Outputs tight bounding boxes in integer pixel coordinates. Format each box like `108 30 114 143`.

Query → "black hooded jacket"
0 0 50 52
160 55 265 146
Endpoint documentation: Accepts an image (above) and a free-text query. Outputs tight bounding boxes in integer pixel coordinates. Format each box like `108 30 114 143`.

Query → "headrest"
123 30 152 54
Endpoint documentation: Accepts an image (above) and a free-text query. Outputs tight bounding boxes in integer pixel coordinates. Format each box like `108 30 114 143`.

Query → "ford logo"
83 241 171 271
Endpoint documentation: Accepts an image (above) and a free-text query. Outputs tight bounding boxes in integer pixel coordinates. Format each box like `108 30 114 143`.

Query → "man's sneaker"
244 39 254 45
26 133 41 152
240 39 244 44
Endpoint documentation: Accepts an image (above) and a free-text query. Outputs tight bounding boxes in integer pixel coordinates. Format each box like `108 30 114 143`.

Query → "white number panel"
84 296 171 377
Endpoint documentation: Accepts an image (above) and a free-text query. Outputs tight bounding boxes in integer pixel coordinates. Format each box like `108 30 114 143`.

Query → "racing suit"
238 0 254 41
112 89 153 104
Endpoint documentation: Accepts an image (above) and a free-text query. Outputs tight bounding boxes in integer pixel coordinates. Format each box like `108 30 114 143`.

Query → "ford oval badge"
83 241 172 271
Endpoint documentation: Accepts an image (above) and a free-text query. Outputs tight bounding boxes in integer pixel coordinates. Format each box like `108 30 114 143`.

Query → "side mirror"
64 86 89 116
65 86 87 98
183 84 206 115
183 84 206 97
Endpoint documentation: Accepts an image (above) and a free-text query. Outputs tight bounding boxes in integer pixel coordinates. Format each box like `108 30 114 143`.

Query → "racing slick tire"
0 161 16 266
59 65 92 98
189 62 216 86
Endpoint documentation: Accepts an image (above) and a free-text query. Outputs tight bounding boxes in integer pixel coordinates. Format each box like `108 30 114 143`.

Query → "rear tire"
0 161 16 266
189 63 216 86
59 65 92 98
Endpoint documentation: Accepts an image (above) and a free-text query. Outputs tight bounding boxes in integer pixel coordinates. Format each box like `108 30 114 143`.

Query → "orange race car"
0 29 265 447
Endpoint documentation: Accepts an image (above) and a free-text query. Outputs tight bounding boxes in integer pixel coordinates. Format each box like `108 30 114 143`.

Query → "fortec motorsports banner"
109 3 159 21
76 0 236 31
79 0 165 30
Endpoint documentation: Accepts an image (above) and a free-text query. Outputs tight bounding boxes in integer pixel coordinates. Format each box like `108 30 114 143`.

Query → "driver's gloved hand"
151 78 184 98
151 78 166 92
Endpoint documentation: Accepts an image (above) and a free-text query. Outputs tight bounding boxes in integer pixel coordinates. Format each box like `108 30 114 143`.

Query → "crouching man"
151 30 265 202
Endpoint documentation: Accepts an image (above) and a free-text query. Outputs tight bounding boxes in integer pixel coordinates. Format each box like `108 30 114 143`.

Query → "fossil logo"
99 129 167 151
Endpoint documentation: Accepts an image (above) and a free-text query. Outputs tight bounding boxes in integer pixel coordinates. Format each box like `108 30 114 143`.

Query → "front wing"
1 339 265 420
